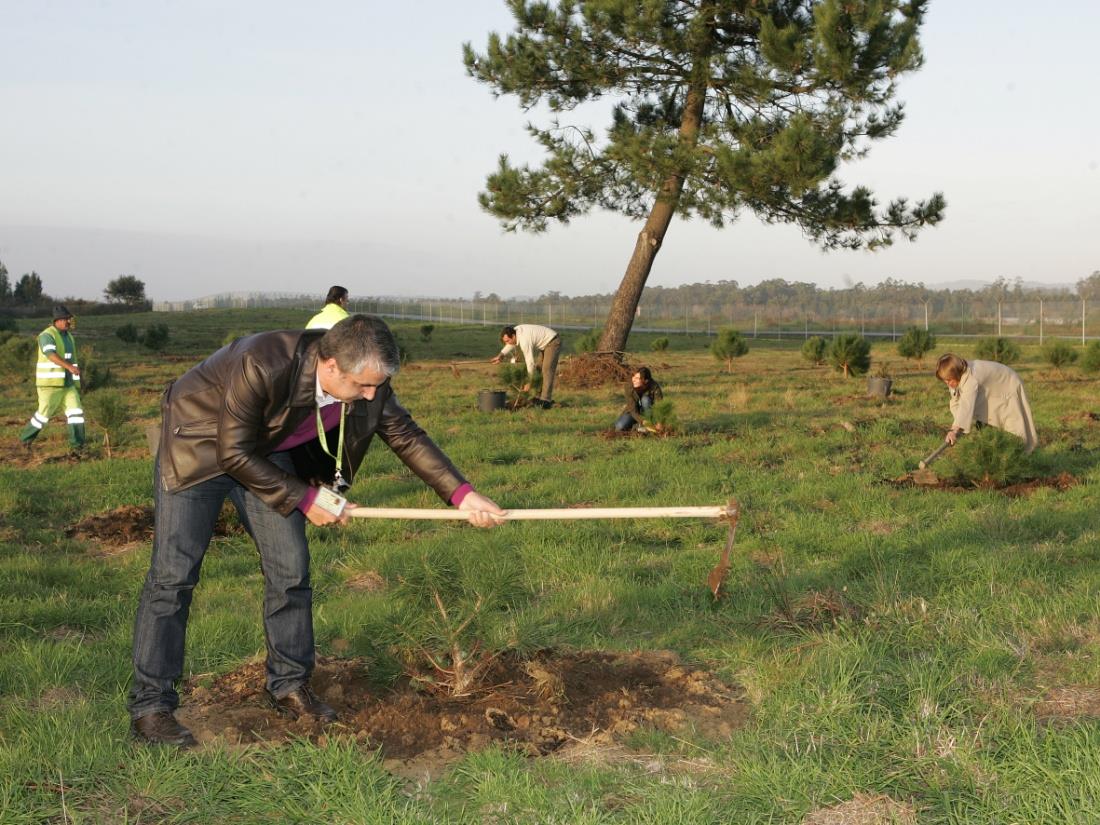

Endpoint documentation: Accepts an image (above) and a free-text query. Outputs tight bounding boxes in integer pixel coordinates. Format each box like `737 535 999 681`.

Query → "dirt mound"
558 354 632 389
66 504 243 548
889 472 1078 497
177 650 746 774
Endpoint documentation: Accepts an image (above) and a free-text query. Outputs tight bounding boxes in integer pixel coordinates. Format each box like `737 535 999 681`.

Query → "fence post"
1039 298 1044 346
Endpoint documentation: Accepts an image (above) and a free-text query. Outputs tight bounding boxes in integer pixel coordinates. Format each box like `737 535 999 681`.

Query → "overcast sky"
1 1 1097 302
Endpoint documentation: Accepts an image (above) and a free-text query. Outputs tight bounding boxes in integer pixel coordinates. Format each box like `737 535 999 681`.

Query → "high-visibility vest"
36 325 79 387
306 303 349 330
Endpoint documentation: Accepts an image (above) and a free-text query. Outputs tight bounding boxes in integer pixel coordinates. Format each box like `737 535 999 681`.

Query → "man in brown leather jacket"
129 315 504 746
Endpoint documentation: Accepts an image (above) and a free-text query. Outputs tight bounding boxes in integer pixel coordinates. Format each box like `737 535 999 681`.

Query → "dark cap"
52 304 74 321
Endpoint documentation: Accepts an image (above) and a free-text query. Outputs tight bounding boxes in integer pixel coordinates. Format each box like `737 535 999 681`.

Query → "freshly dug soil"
889 472 1078 497
177 650 746 774
66 504 242 548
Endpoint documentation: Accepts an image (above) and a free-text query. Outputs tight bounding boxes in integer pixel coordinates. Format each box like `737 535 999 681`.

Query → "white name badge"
314 487 347 517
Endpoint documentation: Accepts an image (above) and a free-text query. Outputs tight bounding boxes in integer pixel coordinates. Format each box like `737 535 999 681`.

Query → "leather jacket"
159 330 466 516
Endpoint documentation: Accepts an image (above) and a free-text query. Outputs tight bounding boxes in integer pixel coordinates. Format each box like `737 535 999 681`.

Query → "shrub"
115 323 139 343
711 328 749 372
141 323 170 351
1081 340 1100 374
801 336 827 366
0 335 36 381
897 327 937 366
80 361 113 393
1041 341 1079 375
573 329 600 354
419 324 434 343
940 427 1033 488
650 337 670 352
828 334 871 377
0 316 16 332
86 389 135 458
974 337 1020 365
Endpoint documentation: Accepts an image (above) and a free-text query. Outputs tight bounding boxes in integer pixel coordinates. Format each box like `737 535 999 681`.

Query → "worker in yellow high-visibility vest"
19 304 85 454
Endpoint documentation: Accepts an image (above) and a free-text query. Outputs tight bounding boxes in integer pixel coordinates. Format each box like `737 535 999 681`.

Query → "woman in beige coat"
935 353 1038 453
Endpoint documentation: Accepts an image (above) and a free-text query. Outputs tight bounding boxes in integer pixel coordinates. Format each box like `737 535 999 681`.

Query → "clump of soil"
1060 411 1100 424
558 354 633 389
803 793 917 825
889 472 1078 497
177 650 746 775
66 504 243 548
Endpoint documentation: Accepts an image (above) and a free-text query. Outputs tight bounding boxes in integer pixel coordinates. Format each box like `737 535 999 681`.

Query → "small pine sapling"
646 398 678 433
650 337 670 352
940 427 1033 488
801 336 827 366
828 334 872 378
1041 341 1078 376
974 337 1021 365
419 324 434 343
384 546 530 697
897 327 936 367
1081 340 1100 374
87 389 134 458
711 329 749 373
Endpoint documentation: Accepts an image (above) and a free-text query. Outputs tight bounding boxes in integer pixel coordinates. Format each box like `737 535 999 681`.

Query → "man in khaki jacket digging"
936 353 1038 453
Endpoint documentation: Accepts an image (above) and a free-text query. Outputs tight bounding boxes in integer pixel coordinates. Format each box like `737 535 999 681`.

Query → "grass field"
2 308 1099 823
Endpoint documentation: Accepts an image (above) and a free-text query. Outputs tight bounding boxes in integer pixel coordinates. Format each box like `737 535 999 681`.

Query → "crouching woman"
936 353 1038 453
615 367 663 432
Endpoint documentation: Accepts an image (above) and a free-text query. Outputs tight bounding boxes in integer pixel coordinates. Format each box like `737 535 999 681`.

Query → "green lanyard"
315 403 348 488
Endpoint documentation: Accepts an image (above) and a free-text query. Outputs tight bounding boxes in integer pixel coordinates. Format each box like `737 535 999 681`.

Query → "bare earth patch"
888 472 1078 497
66 504 242 551
177 650 746 778
803 793 917 825
1034 686 1100 721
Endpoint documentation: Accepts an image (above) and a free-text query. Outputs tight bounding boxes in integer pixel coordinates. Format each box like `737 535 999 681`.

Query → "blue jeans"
128 451 313 719
615 395 654 431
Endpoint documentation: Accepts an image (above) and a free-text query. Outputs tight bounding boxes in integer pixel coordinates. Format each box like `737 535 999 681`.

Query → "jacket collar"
290 335 323 408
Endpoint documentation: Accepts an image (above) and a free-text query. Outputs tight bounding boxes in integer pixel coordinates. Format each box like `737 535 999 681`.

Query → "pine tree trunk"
597 86 706 354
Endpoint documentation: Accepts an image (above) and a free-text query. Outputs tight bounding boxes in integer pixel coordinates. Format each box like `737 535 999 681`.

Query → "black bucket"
478 389 507 412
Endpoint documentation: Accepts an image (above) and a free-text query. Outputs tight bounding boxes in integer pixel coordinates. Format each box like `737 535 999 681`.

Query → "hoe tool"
706 499 740 600
346 500 742 595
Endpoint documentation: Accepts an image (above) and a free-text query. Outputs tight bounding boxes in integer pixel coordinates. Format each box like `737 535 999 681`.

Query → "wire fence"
153 294 1097 343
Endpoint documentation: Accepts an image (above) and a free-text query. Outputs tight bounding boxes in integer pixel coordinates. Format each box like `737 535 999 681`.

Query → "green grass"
1 310 1099 822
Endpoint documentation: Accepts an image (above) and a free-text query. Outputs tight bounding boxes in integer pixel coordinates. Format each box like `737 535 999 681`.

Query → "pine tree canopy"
464 0 945 249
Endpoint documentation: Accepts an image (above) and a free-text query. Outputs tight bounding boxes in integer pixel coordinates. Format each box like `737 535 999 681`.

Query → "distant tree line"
0 259 150 317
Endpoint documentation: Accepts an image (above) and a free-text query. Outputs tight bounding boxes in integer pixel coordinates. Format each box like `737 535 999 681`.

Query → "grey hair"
318 314 401 377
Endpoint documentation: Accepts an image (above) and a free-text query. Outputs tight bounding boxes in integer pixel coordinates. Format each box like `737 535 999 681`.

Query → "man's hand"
305 498 356 528
520 383 531 394
458 491 507 528
945 428 960 446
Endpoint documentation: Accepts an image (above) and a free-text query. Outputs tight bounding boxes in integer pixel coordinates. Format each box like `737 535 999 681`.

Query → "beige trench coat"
949 359 1038 453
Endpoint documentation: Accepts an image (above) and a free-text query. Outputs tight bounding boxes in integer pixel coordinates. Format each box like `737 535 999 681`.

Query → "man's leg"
231 451 315 700
129 461 231 721
19 386 63 445
62 385 85 449
539 337 562 403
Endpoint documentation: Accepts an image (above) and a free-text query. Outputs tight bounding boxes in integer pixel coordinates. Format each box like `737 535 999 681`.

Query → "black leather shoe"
267 684 337 722
131 711 196 747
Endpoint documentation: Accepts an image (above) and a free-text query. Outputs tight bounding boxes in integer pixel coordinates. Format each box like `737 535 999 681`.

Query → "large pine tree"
465 0 945 353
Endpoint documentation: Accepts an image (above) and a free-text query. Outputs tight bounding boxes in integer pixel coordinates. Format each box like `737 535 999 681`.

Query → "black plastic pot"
477 389 507 412
866 376 893 399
